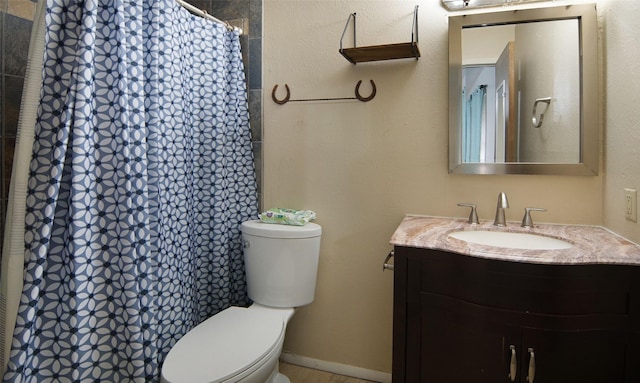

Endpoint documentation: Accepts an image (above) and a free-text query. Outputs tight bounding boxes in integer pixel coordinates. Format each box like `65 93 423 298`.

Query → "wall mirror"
448 4 599 175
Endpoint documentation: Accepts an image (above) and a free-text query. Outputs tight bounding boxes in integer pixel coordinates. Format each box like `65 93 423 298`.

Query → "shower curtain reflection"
462 85 487 163
2 0 257 381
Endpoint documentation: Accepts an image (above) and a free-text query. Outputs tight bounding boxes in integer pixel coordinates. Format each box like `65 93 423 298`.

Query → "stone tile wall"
0 0 37 259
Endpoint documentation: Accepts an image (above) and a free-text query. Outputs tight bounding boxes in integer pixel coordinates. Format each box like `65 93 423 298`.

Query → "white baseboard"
279 352 392 383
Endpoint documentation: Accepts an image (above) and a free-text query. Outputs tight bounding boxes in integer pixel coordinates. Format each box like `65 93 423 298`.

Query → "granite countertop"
390 215 640 265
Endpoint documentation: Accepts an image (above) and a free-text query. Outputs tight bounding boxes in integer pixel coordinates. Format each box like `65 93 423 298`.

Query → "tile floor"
279 362 378 383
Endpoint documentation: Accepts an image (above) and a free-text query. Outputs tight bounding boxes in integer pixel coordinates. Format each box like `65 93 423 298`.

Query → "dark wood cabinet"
392 246 640 383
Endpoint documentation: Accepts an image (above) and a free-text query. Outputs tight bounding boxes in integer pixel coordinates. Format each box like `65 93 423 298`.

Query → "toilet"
161 220 322 383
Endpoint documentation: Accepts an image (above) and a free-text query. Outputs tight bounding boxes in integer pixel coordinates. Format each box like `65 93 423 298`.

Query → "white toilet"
161 220 322 383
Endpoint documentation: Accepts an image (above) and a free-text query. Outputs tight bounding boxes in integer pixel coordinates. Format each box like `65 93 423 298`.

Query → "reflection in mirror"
462 20 580 164
448 5 599 175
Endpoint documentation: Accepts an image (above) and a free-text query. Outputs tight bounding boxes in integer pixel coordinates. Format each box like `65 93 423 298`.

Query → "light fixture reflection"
441 0 551 11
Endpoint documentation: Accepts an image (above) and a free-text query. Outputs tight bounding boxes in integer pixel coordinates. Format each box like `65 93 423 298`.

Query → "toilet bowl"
161 305 294 383
161 220 322 383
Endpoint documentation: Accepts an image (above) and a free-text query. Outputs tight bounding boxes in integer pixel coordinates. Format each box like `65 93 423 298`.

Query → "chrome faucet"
493 192 509 226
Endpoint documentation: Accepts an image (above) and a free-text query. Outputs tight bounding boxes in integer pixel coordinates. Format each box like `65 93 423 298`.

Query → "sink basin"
448 230 573 250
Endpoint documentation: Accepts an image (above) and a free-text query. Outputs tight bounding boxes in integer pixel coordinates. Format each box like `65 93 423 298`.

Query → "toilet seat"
161 306 286 383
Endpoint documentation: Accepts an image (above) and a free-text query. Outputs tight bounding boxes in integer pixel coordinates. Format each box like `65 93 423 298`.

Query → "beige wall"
601 0 640 244
264 0 637 374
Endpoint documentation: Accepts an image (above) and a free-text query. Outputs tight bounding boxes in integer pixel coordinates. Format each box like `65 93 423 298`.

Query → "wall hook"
272 84 291 105
355 80 377 101
271 80 376 105
531 97 551 128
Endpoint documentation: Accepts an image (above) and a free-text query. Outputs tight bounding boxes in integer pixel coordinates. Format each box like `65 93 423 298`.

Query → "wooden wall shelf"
340 42 420 64
339 6 420 65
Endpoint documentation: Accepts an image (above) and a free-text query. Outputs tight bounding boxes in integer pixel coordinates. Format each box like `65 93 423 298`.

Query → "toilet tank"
240 220 322 308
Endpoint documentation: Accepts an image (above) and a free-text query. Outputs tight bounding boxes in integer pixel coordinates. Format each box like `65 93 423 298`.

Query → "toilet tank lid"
241 220 322 239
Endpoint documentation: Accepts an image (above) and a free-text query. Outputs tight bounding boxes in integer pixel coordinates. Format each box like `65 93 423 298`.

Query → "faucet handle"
521 207 547 228
458 203 479 225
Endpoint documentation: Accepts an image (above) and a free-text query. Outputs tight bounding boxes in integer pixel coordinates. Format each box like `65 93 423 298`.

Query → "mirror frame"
448 4 599 175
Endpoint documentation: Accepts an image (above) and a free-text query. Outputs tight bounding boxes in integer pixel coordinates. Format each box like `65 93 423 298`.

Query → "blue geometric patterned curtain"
2 0 258 381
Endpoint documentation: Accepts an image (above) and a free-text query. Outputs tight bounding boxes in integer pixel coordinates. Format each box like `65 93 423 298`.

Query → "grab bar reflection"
531 97 551 128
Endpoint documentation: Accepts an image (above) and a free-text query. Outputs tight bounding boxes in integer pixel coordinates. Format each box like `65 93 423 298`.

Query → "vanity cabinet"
392 246 640 383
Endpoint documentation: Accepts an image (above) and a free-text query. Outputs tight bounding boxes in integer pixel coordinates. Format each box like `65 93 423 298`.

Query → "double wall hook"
272 80 377 105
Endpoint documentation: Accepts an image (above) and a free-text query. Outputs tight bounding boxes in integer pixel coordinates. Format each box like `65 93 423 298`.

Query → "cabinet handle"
526 348 536 383
508 345 517 381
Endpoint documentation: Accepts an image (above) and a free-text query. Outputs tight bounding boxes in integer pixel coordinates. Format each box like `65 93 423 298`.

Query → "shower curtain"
2 0 258 381
462 86 487 163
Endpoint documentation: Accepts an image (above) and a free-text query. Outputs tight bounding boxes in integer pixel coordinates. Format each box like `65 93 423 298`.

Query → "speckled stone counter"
390 215 640 265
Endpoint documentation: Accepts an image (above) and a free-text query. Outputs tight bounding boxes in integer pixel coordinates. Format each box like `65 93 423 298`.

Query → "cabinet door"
520 327 628 383
419 293 520 383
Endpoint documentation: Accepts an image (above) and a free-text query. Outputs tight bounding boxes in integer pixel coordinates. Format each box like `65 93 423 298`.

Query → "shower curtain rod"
175 0 240 33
